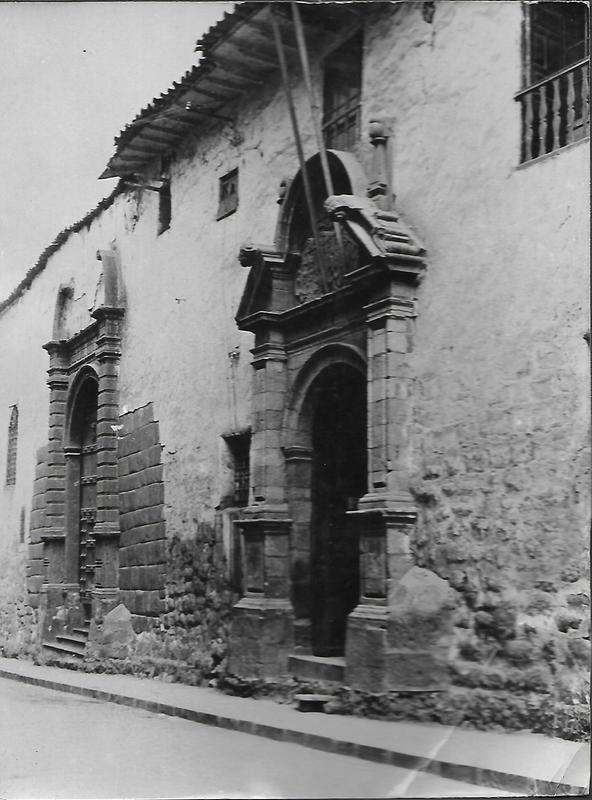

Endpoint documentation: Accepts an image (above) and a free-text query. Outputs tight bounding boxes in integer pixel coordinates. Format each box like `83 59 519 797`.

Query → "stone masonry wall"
0 446 46 658
117 403 166 629
26 445 48 608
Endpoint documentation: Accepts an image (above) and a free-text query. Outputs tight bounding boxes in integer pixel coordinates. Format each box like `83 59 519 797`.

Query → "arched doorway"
69 376 98 620
307 363 367 656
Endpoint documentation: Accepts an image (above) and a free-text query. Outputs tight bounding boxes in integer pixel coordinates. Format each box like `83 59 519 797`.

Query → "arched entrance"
68 375 99 620
306 363 367 656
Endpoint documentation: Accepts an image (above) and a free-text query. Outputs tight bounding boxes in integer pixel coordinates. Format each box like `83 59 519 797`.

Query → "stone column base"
345 566 456 693
345 603 389 691
90 588 120 623
228 596 294 679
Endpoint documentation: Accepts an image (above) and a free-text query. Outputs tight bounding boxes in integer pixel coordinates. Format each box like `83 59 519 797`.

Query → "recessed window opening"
5 405 18 486
224 431 251 507
158 181 172 235
158 156 172 235
217 168 239 220
322 32 363 151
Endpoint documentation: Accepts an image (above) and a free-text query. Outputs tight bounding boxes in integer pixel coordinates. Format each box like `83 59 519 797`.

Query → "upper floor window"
5 405 18 485
158 157 171 235
322 32 363 151
517 2 589 162
217 168 239 220
158 181 171 235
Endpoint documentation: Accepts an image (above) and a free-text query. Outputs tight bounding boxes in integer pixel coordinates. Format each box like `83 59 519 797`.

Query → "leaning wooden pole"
290 3 336 201
291 1 344 254
270 6 329 293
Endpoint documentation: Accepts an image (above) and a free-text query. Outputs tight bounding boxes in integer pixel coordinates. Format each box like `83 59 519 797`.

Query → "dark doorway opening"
70 378 98 620
310 363 367 656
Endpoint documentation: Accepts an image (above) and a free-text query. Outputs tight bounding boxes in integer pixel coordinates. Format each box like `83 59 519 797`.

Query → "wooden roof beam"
183 84 236 103
118 143 163 158
242 17 299 50
136 131 183 147
208 58 267 86
224 41 279 70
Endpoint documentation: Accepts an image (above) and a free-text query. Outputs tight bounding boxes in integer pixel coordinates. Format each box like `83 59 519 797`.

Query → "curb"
0 667 587 796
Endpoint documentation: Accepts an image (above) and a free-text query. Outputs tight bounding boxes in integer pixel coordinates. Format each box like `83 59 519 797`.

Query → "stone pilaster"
40 342 69 588
91 306 124 615
284 445 313 651
229 514 294 678
344 293 448 692
362 295 417 507
229 330 295 678
63 447 81 584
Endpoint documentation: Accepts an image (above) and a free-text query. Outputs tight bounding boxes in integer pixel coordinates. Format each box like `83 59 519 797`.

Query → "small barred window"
217 169 239 220
322 33 363 151
5 405 18 485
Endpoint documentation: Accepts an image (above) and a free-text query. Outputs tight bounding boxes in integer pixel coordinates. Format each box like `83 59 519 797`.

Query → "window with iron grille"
158 156 172 234
517 2 589 162
158 181 171 235
217 168 239 220
5 405 18 485
225 432 250 507
322 33 363 151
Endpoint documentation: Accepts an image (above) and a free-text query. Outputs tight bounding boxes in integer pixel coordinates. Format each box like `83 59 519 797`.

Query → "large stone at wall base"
346 567 456 692
227 597 294 679
89 603 137 659
386 567 456 689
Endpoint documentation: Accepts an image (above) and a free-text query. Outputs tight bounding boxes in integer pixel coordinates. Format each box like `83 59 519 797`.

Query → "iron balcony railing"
515 56 589 163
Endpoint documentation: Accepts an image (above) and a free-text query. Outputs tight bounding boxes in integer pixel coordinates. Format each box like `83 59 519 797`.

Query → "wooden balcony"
516 57 589 163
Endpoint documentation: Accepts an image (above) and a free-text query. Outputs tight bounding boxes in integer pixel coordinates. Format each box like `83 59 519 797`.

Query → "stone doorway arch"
65 370 99 620
284 349 368 657
309 363 366 655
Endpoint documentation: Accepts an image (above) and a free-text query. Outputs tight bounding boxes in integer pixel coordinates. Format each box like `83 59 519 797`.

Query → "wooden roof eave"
101 2 363 180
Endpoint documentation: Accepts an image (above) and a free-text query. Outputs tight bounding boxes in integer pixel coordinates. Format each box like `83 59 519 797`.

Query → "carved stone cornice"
282 445 313 463
91 305 125 323
325 194 425 265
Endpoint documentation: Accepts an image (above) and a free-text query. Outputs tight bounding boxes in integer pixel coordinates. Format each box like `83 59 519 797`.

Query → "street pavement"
0 678 517 799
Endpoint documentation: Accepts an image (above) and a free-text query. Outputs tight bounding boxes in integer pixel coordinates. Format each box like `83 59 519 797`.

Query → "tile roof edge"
109 2 261 156
0 181 125 318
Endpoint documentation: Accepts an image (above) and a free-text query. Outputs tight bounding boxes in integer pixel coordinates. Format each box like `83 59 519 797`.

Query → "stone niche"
229 145 453 692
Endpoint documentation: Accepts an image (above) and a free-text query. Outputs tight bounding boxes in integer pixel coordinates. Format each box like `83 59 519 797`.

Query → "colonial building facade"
0 1 589 734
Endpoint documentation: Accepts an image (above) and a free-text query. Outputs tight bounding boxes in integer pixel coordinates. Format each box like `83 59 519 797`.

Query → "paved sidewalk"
0 656 588 796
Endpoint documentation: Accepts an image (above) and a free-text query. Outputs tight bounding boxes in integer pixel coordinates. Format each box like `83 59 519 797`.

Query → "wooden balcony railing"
516 57 589 162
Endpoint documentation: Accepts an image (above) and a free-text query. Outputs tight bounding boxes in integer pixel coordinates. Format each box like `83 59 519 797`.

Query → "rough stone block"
119 567 132 590
387 567 456 650
139 422 160 450
384 649 449 689
90 603 137 659
147 444 163 468
137 565 165 592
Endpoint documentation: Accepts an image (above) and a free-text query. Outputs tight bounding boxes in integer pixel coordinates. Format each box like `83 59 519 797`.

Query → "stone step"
55 634 88 652
293 693 333 713
288 654 345 683
72 627 90 637
42 641 85 660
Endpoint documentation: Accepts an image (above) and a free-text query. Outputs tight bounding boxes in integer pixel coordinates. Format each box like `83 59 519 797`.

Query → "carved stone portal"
294 224 361 303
